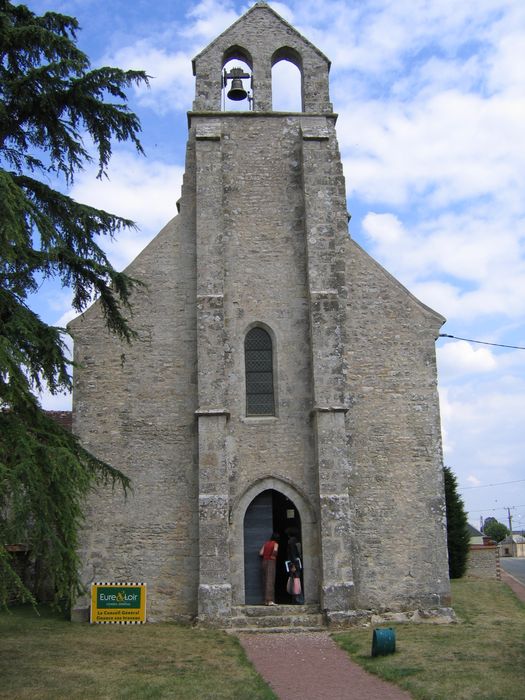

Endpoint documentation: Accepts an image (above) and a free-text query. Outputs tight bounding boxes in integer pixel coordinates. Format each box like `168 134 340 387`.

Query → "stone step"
229 613 325 628
233 604 319 617
227 604 327 632
227 625 327 634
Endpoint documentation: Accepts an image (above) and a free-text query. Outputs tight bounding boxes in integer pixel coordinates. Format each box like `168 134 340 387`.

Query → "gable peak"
191 3 332 113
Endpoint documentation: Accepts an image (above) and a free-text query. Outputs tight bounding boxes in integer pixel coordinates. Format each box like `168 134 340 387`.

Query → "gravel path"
238 631 412 700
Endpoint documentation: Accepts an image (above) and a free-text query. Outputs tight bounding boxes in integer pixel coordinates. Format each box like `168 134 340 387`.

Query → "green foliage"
0 407 131 607
483 518 509 543
443 466 470 579
0 1 146 608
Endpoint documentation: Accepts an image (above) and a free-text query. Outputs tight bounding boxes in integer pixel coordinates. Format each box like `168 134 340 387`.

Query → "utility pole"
507 507 513 533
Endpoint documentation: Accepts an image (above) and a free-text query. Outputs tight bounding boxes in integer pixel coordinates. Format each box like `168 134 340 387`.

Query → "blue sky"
23 0 525 531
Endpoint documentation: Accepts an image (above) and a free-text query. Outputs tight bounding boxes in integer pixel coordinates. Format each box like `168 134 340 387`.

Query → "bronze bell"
227 77 248 101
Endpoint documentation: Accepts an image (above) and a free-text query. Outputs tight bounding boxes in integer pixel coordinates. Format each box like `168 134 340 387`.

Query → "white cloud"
409 281 462 320
437 367 523 528
486 5 525 95
338 89 525 209
182 0 241 42
439 372 525 515
105 44 194 114
99 1 245 115
437 340 497 379
57 309 78 328
285 0 509 77
70 151 183 270
361 211 525 323
34 302 75 411
360 212 404 248
268 2 294 23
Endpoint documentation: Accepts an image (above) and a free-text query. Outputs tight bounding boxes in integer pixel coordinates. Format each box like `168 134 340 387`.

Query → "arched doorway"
243 489 303 604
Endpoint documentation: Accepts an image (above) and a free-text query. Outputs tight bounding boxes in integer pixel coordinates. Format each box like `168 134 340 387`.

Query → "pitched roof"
467 523 484 537
500 534 525 544
45 410 73 432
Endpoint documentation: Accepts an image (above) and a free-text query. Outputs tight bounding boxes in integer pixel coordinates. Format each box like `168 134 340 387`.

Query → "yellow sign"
91 582 147 624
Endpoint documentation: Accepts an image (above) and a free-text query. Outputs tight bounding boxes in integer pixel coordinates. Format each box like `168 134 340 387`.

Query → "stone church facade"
70 2 451 625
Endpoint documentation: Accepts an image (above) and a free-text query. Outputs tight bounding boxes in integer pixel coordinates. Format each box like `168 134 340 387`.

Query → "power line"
459 479 525 490
439 333 525 350
468 504 525 514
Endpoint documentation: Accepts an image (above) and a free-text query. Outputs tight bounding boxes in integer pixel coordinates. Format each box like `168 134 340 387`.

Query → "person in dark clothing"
287 536 301 568
286 536 303 603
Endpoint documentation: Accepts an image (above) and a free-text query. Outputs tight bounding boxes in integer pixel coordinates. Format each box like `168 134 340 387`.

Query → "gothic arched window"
245 327 275 416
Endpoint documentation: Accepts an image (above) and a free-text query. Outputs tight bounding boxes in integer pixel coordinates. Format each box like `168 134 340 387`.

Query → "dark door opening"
243 489 303 604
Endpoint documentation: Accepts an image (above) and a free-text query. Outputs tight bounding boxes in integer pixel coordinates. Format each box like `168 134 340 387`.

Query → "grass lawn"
1 579 524 700
0 606 276 700
334 578 525 700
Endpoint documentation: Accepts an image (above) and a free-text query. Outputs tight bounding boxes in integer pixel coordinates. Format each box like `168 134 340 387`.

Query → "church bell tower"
189 2 355 622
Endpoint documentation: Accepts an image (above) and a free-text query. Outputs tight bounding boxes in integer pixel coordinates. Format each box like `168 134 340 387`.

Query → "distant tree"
483 519 509 543
443 467 470 579
0 1 148 609
482 516 497 529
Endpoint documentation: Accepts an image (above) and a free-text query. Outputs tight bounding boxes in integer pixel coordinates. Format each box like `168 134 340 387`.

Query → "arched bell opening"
243 489 303 604
271 46 303 112
222 46 253 111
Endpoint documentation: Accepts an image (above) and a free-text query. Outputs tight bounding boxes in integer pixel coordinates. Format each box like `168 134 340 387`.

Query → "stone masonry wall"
345 240 451 610
468 546 500 580
71 2 451 622
70 214 199 622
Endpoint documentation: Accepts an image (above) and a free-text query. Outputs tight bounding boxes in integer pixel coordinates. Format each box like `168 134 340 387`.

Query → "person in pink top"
259 532 279 605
